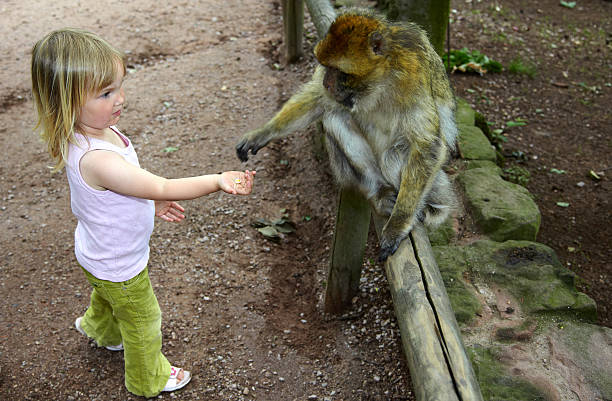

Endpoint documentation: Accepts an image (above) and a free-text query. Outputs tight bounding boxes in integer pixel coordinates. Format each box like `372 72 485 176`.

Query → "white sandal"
162 366 191 392
74 317 124 351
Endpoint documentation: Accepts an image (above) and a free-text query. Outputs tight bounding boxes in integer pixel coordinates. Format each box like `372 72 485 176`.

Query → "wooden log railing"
282 2 483 400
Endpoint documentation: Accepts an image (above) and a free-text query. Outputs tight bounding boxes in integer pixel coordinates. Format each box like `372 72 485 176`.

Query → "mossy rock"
458 167 540 242
464 159 503 176
427 216 455 246
455 97 476 126
430 244 482 324
458 124 497 162
445 282 482 325
433 240 597 321
552 323 612 399
467 345 548 401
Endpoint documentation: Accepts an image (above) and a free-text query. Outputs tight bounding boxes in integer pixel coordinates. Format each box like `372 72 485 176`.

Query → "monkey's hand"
236 128 271 162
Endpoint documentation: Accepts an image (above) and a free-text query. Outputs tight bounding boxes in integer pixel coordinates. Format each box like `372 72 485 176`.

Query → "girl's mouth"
113 109 122 117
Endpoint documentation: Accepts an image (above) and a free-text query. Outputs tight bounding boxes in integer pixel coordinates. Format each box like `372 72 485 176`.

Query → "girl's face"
79 64 125 136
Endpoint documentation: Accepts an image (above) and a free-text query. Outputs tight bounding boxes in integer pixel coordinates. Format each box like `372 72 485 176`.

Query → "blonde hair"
31 28 125 171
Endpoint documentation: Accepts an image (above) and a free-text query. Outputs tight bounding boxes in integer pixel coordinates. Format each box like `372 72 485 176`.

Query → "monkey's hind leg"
422 171 456 227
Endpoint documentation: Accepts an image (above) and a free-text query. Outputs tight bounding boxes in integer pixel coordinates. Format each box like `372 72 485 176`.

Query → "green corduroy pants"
79 267 171 397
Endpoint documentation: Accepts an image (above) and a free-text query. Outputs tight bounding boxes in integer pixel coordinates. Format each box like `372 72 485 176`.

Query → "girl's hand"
218 170 256 195
155 200 185 222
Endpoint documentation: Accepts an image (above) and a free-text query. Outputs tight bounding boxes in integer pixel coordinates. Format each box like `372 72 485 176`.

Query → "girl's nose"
116 88 125 105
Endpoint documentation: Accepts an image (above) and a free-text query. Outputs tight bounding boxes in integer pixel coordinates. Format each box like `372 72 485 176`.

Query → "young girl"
31 28 255 397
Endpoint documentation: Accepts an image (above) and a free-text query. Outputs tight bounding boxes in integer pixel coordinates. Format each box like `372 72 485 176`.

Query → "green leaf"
257 226 280 239
275 223 296 234
550 168 566 174
443 48 503 75
303 215 312 221
251 218 272 228
589 170 601 181
251 213 296 240
506 120 527 127
556 202 570 208
163 146 179 153
560 1 576 9
578 82 599 93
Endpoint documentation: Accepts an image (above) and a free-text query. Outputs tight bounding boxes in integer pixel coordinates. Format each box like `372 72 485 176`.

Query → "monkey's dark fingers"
236 135 269 162
378 227 410 262
236 140 254 162
236 148 248 161
378 243 399 262
378 248 397 263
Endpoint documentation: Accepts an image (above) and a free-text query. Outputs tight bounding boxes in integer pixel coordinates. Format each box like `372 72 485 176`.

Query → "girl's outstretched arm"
79 149 255 201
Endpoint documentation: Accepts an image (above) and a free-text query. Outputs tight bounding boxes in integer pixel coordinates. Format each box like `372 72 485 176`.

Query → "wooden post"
282 0 304 62
324 187 371 313
302 0 369 314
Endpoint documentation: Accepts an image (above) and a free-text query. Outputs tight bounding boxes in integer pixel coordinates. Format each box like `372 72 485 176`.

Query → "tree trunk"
377 0 450 56
305 0 336 38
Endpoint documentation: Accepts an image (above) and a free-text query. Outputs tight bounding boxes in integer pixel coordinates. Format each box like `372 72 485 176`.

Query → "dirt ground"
0 0 609 400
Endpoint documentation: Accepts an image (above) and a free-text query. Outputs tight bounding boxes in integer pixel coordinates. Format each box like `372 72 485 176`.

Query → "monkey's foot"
378 239 401 262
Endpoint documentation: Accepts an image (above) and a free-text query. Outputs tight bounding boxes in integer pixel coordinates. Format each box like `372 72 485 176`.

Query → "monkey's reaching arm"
236 70 326 162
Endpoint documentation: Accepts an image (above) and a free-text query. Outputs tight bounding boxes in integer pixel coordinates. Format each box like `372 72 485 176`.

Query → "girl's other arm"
155 200 185 222
80 150 255 200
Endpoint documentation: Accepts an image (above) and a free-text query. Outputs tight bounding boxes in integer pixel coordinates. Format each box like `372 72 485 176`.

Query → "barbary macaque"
237 8 457 260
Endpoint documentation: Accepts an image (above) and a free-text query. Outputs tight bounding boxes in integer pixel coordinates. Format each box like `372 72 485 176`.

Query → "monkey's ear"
369 31 385 55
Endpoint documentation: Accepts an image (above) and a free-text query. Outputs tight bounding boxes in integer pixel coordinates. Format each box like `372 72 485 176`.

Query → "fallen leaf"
551 82 569 88
589 170 601 181
251 214 296 241
257 226 280 240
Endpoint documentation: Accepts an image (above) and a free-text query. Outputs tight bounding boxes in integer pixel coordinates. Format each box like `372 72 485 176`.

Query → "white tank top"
66 126 154 282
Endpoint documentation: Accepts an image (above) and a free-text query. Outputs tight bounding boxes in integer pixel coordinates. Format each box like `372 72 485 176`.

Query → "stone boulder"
458 167 541 242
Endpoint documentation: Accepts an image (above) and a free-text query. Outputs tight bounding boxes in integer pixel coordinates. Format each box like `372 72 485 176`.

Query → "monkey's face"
322 66 359 108
315 13 386 109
